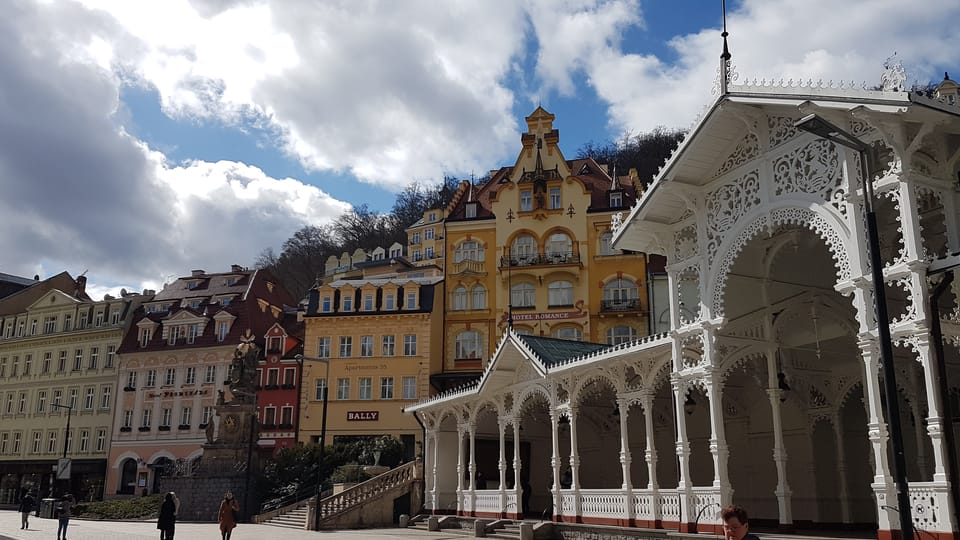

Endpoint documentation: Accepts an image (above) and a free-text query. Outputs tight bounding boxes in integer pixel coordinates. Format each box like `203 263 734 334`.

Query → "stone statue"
228 329 259 405
216 390 225 405
205 418 215 445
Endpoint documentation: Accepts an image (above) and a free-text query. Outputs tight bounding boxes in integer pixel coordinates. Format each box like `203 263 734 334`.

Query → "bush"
329 464 371 484
72 494 163 520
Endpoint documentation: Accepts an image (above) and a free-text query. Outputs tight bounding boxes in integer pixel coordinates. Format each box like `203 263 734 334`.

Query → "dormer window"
216 320 229 342
139 328 153 348
390 247 402 258
342 295 353 312
384 292 396 311
465 202 478 218
609 191 623 208
188 300 202 309
321 296 332 313
406 292 417 310
429 212 436 221
363 294 374 311
267 336 283 354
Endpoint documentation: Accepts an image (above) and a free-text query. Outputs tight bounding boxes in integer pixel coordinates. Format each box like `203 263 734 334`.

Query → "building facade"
0 273 148 504
106 266 293 497
255 316 304 453
301 270 444 460
406 75 960 539
423 107 650 390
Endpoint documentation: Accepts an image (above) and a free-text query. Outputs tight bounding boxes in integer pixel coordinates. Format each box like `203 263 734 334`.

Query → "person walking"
217 491 240 540
18 490 35 529
157 492 177 540
56 493 74 540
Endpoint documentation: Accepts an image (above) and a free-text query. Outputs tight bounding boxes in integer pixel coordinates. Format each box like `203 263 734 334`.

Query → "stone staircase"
262 502 309 529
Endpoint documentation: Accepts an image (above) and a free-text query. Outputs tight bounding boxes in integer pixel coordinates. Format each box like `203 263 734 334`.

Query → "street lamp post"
50 402 74 496
295 354 330 531
795 113 913 540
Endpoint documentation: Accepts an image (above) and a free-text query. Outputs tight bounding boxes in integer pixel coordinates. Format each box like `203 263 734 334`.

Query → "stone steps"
263 505 309 529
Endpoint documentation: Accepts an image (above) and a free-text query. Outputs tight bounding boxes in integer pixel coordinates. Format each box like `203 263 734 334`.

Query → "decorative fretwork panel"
773 139 841 198
768 115 799 149
677 266 702 324
715 132 759 177
674 225 698 261
706 169 762 260
916 184 949 259
875 189 907 268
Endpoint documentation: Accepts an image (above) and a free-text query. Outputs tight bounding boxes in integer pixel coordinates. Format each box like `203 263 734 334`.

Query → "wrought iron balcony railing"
498 252 581 269
600 299 644 313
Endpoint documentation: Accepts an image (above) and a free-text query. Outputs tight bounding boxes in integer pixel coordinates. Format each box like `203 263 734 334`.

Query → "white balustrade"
632 489 654 522
578 489 628 519
560 491 576 515
474 490 502 514
659 490 681 523
690 487 722 526
505 492 518 515
909 481 952 533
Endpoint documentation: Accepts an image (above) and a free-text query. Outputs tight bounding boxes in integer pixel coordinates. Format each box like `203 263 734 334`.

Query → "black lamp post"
295 354 330 531
795 113 913 540
51 402 73 496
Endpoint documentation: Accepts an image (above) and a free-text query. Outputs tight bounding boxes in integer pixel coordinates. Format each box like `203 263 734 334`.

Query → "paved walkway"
0 510 458 540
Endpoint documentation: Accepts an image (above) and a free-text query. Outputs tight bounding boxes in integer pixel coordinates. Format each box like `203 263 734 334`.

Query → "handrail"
317 461 418 524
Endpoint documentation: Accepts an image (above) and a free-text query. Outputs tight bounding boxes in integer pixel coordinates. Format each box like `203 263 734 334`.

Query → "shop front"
0 459 106 506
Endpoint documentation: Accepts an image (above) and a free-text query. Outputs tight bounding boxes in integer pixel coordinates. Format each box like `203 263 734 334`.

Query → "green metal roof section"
516 334 607 367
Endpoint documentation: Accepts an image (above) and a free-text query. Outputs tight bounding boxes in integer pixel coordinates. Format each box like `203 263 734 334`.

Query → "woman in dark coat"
157 492 177 540
218 491 240 540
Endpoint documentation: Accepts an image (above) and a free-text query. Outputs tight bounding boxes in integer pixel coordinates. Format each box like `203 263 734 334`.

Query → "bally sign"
347 411 379 421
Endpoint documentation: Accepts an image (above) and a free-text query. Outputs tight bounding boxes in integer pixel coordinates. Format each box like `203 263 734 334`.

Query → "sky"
1 0 958 300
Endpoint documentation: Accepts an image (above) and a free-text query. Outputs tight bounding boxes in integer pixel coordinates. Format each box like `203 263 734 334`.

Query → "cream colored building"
0 273 149 504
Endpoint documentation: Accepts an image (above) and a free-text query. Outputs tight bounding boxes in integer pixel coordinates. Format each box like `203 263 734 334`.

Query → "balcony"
450 259 487 276
138 426 151 432
600 299 645 313
498 251 582 270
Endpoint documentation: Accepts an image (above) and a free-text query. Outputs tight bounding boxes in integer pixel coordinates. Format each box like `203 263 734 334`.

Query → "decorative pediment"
514 358 543 385
27 289 82 311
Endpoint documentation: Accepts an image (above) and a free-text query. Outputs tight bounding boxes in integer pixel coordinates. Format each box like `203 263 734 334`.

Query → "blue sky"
1 0 958 295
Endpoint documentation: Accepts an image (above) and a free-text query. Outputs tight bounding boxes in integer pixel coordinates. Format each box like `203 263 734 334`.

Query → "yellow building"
406 209 446 270
300 262 444 459
0 273 149 504
424 107 651 387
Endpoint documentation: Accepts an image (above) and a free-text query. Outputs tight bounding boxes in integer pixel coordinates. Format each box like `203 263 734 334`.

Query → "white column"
456 424 465 512
568 407 581 518
617 397 635 523
468 424 477 514
672 378 694 528
431 427 440 512
915 336 949 482
641 393 660 523
498 418 507 490
766 349 792 526
513 420 522 515
550 411 561 519
859 341 898 533
704 369 731 504
831 414 851 524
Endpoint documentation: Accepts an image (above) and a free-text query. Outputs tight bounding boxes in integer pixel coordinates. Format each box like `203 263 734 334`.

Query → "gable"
26 289 82 311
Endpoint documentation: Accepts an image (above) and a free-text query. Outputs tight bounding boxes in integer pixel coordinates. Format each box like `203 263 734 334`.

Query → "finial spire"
720 0 731 95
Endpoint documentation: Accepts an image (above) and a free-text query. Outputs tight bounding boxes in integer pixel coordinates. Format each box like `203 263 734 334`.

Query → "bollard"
473 519 487 537
399 514 410 528
428 516 441 531
519 522 534 540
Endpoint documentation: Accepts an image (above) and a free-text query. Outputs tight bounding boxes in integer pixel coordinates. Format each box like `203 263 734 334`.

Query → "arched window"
548 280 573 307
471 285 487 309
603 277 639 310
511 283 535 307
511 234 537 264
599 232 620 256
456 331 483 360
546 232 572 260
606 325 637 346
455 240 484 263
119 458 138 495
513 326 533 336
552 326 583 341
452 286 468 310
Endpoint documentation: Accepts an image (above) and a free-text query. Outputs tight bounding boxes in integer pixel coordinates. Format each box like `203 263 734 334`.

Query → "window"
78 312 88 329
73 349 82 371
65 429 73 453
5 393 13 414
16 321 24 337
548 280 574 307
360 335 374 357
94 311 104 327
187 324 199 344
3 322 11 338
606 325 637 346
554 326 583 341
58 351 67 372
47 431 56 454
96 429 106 452
79 430 89 452
43 316 57 334
358 378 372 400
402 376 416 400
546 232 572 260
123 410 133 428
139 328 152 347
342 295 353 312
164 368 176 386
380 377 394 399
283 368 296 386
339 336 352 357
84 387 95 410
111 310 121 325
142 409 152 427
146 369 157 387
63 314 71 332
36 390 46 413
89 347 99 369
52 390 62 408
267 369 279 387
0 357 5 377
456 331 482 360
453 286 467 310
30 319 38 335
317 337 331 358
336 378 350 400
216 321 229 342
406 292 417 309
511 283 535 307
381 335 395 356
454 240 484 263
185 367 196 385
363 294 374 311
202 407 213 426
425 246 434 259
600 231 620 256
465 202 478 218
549 186 561 209
603 278 639 307
425 228 434 240
321 296 332 313
403 335 417 356
472 286 487 309
412 232 421 244
168 325 182 345
0 433 6 454
180 407 192 426
127 371 137 389
23 354 31 375
33 432 42 454
609 191 623 207
11 356 19 376
18 392 26 414
315 379 328 401
511 234 536 263
100 386 111 409
105 346 115 368
412 250 421 261
520 190 533 211
384 293 395 310
12 432 21 454
205 366 216 384
160 408 172 427
281 406 293 426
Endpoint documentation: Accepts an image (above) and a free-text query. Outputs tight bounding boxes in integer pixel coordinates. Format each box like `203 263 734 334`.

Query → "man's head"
721 505 750 540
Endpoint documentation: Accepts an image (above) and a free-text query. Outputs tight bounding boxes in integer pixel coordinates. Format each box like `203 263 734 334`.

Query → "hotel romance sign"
146 389 209 399
347 411 379 421
498 300 588 325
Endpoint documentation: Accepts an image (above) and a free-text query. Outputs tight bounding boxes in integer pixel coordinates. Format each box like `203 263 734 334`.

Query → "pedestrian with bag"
217 491 240 540
157 492 177 540
56 493 74 540
18 490 35 529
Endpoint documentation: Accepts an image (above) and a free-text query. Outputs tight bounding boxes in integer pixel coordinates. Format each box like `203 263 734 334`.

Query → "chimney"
231 264 244 273
74 275 87 297
191 269 204 277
